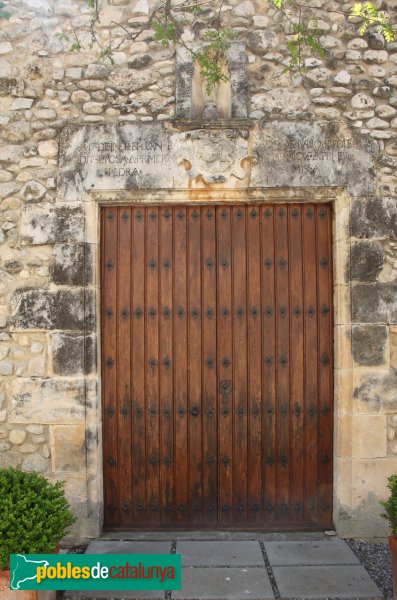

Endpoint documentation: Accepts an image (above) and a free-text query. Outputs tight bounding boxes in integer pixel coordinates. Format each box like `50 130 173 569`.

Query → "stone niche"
13 117 389 539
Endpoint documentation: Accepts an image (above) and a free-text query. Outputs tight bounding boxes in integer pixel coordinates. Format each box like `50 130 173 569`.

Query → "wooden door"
101 203 333 530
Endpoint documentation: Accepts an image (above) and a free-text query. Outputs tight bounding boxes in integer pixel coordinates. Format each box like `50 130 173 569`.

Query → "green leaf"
152 20 176 47
0 0 10 19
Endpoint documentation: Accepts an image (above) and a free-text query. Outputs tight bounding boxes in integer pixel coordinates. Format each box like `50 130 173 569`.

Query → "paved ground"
62 537 383 600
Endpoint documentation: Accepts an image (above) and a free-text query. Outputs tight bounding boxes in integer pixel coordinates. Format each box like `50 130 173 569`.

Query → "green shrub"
0 467 76 569
380 474 397 536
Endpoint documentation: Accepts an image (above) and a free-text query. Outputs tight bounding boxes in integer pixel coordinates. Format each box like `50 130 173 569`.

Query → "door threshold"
99 530 334 542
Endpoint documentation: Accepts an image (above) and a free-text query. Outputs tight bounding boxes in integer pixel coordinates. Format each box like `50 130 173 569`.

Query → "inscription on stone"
79 139 173 179
251 122 377 195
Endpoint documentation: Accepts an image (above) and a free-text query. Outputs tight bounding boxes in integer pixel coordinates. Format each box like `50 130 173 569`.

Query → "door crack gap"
259 541 280 599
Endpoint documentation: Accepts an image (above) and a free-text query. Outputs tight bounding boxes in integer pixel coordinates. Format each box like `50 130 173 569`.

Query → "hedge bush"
0 467 75 569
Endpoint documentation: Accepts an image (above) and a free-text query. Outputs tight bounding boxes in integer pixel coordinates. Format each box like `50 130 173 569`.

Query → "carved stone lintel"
179 129 257 184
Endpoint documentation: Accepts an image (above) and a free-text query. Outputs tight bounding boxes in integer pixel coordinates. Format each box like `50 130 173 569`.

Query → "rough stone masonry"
0 0 396 539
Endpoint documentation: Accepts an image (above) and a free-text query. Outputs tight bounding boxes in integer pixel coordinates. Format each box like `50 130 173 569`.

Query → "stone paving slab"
172 567 274 599
264 540 360 566
176 541 264 567
66 591 164 599
85 541 173 555
272 565 382 598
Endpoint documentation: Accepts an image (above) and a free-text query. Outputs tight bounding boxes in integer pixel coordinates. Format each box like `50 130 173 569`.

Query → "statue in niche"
191 59 231 120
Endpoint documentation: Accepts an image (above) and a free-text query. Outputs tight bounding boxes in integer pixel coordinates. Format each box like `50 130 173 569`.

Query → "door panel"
101 203 333 530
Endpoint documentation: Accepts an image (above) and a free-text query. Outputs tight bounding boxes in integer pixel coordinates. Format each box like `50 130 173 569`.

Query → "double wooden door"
101 203 333 530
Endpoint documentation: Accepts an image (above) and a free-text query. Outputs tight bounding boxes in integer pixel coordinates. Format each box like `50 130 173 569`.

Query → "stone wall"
0 0 397 539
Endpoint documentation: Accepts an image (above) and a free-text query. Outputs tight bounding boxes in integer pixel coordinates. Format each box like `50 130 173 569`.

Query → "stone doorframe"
86 185 351 536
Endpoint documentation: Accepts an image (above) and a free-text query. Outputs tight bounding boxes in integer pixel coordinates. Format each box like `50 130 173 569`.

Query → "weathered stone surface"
0 144 24 164
21 204 85 244
37 140 58 159
247 30 277 55
0 77 17 96
0 58 11 78
350 197 397 239
352 325 387 365
20 180 47 202
51 424 86 472
350 241 384 282
251 89 309 117
108 68 159 94
354 371 397 411
9 429 27 445
304 68 332 86
10 288 95 331
352 283 397 323
22 454 49 473
50 332 96 375
26 424 44 434
127 54 153 69
0 361 13 375
251 121 376 195
3 260 23 275
351 93 376 109
8 378 87 423
51 243 94 286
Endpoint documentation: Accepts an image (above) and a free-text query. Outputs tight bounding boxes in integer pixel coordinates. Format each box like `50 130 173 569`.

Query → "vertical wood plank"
159 206 174 524
102 207 119 526
316 204 333 528
216 205 233 526
131 206 146 522
145 207 160 523
261 205 276 525
187 206 203 525
288 204 304 524
201 206 218 524
302 203 319 525
231 205 248 524
274 205 290 524
117 207 133 524
173 206 189 522
246 204 262 523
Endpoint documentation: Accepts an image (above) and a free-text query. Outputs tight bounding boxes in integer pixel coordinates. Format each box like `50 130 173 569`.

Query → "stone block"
10 288 95 331
350 241 384 282
350 196 397 239
86 541 172 554
352 324 387 365
22 454 50 474
173 567 274 600
352 283 397 323
51 424 86 472
0 450 22 468
352 414 387 458
20 180 47 203
8 378 86 424
353 370 397 411
50 332 96 375
264 541 359 565
176 541 264 567
9 429 27 445
51 243 94 286
21 204 85 245
273 565 380 598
